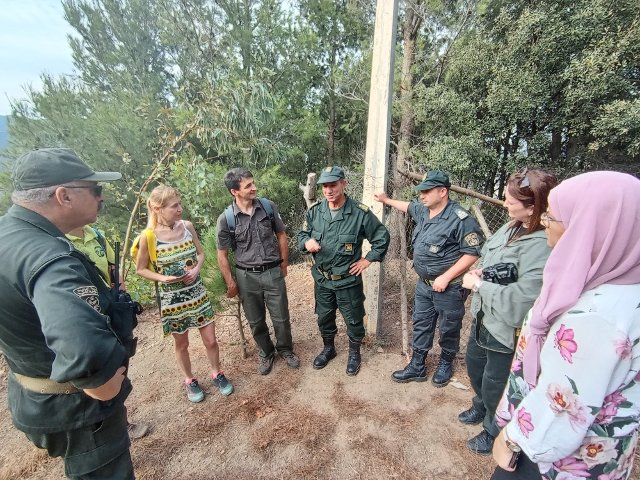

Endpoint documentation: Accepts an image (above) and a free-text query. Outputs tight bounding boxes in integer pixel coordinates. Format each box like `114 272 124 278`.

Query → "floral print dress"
156 223 214 336
495 283 640 479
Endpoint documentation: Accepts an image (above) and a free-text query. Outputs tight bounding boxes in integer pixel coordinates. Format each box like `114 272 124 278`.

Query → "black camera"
482 262 518 285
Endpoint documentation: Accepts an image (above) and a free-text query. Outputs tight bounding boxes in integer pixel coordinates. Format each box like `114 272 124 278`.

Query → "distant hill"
0 115 8 151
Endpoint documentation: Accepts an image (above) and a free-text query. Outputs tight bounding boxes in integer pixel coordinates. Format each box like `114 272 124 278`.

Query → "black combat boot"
391 348 428 383
313 336 337 369
346 337 361 376
431 353 455 387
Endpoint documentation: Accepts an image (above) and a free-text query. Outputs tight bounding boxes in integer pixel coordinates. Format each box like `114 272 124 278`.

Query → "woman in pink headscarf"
491 171 640 479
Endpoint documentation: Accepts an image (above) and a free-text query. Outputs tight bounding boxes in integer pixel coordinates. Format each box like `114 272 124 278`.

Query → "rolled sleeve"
363 211 390 263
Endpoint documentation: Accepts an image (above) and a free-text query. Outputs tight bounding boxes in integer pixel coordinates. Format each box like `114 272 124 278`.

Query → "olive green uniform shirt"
297 196 390 289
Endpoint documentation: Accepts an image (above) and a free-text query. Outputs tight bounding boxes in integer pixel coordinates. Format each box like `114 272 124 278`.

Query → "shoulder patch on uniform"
455 209 469 220
73 286 101 312
357 202 369 212
464 232 480 247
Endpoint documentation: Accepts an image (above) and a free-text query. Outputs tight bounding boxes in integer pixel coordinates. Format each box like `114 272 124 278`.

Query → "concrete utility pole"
362 0 399 335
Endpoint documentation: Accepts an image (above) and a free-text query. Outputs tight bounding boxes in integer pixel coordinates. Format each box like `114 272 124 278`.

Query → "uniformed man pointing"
298 166 390 376
375 170 484 386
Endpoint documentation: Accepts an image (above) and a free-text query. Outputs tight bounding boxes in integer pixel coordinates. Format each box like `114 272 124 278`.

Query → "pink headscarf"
523 171 640 386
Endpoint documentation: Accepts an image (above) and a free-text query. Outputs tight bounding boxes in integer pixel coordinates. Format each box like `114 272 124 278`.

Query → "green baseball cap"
317 166 346 184
414 170 451 191
12 148 122 190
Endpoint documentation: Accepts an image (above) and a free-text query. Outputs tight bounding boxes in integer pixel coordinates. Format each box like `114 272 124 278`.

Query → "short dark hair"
224 167 253 192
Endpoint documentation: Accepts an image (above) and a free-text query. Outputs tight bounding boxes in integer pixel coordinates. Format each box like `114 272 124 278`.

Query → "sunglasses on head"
518 167 530 188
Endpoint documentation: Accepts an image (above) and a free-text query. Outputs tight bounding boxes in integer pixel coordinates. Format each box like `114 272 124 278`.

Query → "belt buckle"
423 278 433 286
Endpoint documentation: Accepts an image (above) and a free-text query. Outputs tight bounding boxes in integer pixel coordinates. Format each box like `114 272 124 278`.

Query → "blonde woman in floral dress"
135 185 233 403
491 171 640 479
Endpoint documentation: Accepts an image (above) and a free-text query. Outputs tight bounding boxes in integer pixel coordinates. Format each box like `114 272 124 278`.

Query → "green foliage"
199 226 231 312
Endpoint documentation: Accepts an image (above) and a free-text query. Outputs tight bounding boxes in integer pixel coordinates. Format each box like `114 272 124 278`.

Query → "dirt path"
0 264 528 479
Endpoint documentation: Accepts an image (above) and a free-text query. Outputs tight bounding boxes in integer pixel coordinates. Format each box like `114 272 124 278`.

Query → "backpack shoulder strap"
224 204 236 234
144 229 157 269
257 197 275 229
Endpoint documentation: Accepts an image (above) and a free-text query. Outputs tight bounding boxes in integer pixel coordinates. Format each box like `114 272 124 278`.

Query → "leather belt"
422 273 464 287
317 267 351 281
13 372 80 395
236 260 282 273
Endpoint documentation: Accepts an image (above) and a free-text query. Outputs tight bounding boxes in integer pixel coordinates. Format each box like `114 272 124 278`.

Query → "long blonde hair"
146 185 180 229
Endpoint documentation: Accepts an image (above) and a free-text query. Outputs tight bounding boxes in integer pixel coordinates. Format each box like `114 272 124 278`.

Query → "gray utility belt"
317 267 352 281
422 273 464 287
236 260 282 273
13 372 80 395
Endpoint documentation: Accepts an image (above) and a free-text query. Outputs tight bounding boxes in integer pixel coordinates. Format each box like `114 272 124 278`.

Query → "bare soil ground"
2 263 636 480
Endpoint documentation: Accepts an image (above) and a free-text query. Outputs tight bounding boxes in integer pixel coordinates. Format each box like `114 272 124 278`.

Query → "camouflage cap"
317 166 346 184
414 170 451 191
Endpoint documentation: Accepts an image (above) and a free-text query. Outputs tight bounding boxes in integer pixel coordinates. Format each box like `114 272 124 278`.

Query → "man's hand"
226 281 239 298
373 192 388 204
431 275 450 292
280 263 288 278
349 258 371 276
84 366 127 401
305 239 321 253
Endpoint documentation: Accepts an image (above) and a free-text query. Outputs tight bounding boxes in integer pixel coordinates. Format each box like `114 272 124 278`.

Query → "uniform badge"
429 244 441 253
464 232 480 246
73 286 101 312
345 243 353 252
455 209 469 220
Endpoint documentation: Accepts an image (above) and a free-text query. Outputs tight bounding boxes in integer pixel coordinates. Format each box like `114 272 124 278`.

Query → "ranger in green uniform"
0 149 135 479
297 166 390 376
375 170 484 386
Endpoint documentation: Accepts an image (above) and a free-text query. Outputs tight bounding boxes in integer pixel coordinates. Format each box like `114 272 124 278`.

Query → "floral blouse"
495 283 640 479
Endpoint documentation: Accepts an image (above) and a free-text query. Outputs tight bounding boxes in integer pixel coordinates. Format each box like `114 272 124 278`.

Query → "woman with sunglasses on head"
491 171 640 479
135 185 234 403
460 169 558 455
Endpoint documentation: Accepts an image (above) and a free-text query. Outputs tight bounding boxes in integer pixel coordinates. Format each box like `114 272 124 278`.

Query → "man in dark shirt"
217 167 298 375
298 166 390 376
0 148 134 479
375 170 484 386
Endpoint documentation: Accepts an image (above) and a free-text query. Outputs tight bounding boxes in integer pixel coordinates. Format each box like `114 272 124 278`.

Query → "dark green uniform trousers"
25 406 133 480
315 281 366 341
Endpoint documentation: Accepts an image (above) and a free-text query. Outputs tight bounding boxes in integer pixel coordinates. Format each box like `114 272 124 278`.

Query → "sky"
0 0 76 115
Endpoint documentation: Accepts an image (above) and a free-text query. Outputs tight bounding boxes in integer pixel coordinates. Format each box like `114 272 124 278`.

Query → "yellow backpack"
130 228 157 271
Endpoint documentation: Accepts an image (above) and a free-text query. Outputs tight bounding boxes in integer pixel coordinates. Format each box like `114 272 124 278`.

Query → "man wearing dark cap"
298 166 390 375
0 148 135 479
375 170 484 386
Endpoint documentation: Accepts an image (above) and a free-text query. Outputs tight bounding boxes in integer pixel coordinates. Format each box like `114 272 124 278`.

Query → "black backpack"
224 197 275 251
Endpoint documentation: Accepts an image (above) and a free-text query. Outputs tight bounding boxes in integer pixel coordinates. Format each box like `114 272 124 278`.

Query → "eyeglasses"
540 211 562 228
63 185 103 197
519 167 530 188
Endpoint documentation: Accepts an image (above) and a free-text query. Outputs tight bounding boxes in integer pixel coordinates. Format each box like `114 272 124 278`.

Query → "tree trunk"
393 0 422 357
